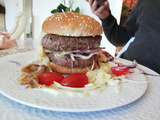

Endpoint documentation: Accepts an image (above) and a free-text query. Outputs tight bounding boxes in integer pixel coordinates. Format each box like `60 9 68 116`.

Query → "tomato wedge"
111 66 129 76
102 51 114 61
61 73 88 88
38 72 64 86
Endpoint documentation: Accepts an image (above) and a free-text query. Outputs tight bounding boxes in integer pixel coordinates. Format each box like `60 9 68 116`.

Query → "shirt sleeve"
101 8 138 46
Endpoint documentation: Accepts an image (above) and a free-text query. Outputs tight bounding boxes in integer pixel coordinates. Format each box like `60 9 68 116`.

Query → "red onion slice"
8 60 21 66
137 68 160 77
72 47 105 53
114 59 160 77
115 60 138 68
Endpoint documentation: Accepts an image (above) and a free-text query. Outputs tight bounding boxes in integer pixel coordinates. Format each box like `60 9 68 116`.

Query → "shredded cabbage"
37 32 51 71
70 52 99 61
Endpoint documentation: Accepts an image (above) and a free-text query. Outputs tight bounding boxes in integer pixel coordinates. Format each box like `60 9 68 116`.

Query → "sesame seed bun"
42 12 103 37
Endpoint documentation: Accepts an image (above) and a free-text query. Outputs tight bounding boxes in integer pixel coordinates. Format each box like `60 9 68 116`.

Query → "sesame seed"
55 17 60 21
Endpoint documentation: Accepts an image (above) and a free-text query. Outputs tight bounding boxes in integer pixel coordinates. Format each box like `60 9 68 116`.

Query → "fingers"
86 0 98 13
94 1 110 19
94 1 108 14
104 1 109 10
86 0 110 20
86 0 93 6
92 0 99 13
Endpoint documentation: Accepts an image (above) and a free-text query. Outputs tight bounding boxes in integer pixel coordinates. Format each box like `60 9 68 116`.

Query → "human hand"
86 0 110 20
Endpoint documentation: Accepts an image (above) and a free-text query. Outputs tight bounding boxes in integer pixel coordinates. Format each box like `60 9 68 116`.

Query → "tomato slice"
102 51 114 61
38 72 64 86
61 73 88 88
111 66 129 76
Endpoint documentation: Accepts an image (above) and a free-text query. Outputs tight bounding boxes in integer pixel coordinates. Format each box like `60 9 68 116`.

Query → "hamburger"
39 12 103 74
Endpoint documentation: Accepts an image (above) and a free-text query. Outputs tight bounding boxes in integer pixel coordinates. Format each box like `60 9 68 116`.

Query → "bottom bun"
50 62 97 74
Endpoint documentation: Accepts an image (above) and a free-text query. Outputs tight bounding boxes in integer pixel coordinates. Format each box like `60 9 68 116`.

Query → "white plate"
0 51 148 112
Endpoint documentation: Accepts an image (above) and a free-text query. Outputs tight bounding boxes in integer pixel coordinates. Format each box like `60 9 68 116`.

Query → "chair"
10 11 27 40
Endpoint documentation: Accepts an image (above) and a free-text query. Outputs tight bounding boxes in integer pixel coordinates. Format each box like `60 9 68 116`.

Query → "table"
0 39 34 57
0 42 160 120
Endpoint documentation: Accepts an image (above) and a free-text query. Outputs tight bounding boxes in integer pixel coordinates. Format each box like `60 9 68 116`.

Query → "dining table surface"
0 39 160 120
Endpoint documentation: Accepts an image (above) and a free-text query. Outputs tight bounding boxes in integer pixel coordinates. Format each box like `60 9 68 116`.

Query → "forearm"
101 13 132 46
86 0 135 45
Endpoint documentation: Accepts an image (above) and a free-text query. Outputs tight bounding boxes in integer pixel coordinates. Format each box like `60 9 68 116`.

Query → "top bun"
42 12 103 37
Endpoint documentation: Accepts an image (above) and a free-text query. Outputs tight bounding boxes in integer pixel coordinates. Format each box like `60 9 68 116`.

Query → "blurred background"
0 0 137 56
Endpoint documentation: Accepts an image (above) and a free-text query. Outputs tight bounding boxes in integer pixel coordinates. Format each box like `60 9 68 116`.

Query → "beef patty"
42 34 102 51
48 53 98 68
